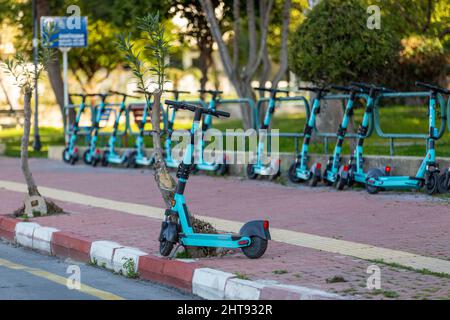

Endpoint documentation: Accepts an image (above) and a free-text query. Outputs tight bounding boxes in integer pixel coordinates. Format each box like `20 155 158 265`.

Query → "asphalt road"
0 240 198 300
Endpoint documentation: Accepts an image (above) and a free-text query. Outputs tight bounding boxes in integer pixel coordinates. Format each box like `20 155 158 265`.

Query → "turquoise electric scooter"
159 100 270 259
341 82 394 190
164 90 192 169
364 82 447 195
194 89 229 175
83 93 114 166
322 85 366 189
288 86 329 186
127 94 155 168
101 91 139 166
247 87 289 179
63 93 94 165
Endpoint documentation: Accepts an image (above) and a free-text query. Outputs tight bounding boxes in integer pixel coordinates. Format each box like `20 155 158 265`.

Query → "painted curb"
112 247 147 275
0 216 341 300
192 268 236 300
224 278 266 300
32 226 59 253
15 222 40 248
90 240 123 270
0 216 19 241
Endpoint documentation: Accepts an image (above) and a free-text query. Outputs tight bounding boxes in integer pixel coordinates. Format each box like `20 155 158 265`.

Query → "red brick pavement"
1 157 449 299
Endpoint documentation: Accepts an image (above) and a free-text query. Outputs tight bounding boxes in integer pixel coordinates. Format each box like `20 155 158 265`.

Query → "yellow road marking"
1 179 449 275
0 257 124 300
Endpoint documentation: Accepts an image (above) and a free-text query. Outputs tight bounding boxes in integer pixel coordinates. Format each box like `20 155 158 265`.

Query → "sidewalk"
1 157 449 299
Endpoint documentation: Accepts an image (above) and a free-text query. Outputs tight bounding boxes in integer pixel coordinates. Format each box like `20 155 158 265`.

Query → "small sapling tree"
1 24 63 217
117 13 218 257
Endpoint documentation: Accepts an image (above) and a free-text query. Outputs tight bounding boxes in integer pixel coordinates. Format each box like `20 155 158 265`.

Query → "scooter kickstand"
169 243 182 260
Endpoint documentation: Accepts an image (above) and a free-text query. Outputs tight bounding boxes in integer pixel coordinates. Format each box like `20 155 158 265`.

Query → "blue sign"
40 16 88 48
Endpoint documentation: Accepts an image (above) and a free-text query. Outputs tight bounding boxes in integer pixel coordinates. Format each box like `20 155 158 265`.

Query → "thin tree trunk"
36 0 66 125
150 90 176 208
271 0 291 88
21 89 41 196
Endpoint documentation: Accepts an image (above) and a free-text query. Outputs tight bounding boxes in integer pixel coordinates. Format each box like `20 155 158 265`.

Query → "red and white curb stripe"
0 216 341 300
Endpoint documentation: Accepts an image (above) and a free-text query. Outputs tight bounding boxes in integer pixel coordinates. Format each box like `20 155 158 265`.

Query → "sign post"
40 16 87 138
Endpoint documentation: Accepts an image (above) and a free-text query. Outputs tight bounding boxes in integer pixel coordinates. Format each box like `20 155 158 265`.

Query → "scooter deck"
367 175 423 189
180 232 251 248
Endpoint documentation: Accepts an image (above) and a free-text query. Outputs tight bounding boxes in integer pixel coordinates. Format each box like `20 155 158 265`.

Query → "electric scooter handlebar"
297 86 330 93
166 90 191 94
253 87 290 94
350 82 395 93
109 90 140 99
198 89 223 95
165 100 230 118
330 85 364 93
415 81 450 95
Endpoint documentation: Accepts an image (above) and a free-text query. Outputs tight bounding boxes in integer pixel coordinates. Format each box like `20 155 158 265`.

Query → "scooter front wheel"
425 172 438 195
288 163 301 183
83 150 93 165
241 236 267 259
159 239 174 257
247 164 258 180
62 147 71 163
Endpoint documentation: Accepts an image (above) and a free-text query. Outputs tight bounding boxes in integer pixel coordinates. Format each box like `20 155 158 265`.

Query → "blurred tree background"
0 0 448 122
289 0 449 90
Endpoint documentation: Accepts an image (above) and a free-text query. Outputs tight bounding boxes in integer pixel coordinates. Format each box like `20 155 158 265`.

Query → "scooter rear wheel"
159 239 174 257
366 168 384 194
241 236 268 259
437 173 449 194
101 151 109 167
216 164 228 176
336 176 347 190
127 151 138 168
310 174 320 187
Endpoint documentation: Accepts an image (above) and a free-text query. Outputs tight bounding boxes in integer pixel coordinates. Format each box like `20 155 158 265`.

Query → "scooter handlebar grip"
213 110 230 118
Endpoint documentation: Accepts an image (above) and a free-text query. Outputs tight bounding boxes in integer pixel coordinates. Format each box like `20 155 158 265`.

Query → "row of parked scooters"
62 82 450 196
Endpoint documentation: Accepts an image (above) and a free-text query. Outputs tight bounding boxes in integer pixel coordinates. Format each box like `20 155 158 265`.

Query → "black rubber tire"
247 164 258 180
127 151 137 168
425 172 438 195
159 239 174 257
83 150 92 165
288 163 301 183
337 176 347 190
216 164 228 176
437 173 449 194
310 174 320 187
62 147 71 163
70 154 78 165
101 151 109 167
365 168 384 194
241 236 268 259
92 157 99 167
269 168 281 181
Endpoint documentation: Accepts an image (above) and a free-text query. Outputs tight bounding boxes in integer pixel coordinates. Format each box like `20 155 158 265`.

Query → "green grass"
0 127 65 158
369 259 450 278
1 104 449 158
